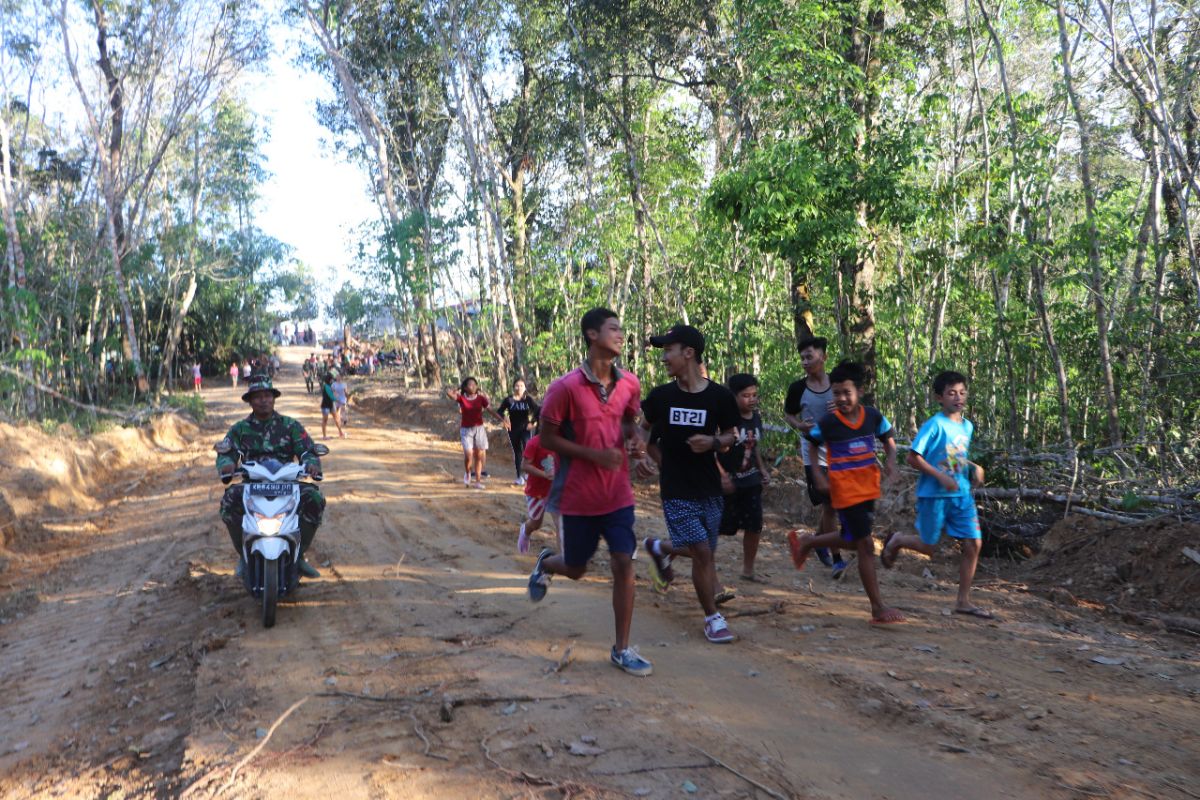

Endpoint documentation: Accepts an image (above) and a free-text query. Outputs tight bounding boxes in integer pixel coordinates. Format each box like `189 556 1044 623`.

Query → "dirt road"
1 347 1196 799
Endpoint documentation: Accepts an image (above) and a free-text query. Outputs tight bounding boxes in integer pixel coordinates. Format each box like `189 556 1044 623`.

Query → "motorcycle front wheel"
262 557 278 628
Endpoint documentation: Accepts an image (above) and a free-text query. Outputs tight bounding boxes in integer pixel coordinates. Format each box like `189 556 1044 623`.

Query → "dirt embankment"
1021 515 1200 619
0 414 198 609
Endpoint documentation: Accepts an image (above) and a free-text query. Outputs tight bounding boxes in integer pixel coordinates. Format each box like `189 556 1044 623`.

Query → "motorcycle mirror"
311 443 330 457
214 439 232 454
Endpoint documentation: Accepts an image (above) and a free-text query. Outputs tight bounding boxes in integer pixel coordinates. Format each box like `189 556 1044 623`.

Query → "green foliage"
165 392 207 422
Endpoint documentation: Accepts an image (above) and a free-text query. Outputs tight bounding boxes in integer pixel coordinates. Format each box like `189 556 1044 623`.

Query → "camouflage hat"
241 374 282 402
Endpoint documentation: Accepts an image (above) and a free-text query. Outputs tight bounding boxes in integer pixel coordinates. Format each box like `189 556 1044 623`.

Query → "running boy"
784 337 846 577
716 373 770 588
640 325 742 644
527 307 653 677
787 361 904 625
517 432 559 554
880 371 991 619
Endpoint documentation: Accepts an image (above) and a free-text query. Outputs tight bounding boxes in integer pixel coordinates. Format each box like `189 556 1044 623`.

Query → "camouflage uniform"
217 412 326 554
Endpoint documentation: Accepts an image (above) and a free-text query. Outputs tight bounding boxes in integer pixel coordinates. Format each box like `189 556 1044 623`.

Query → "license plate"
249 483 292 496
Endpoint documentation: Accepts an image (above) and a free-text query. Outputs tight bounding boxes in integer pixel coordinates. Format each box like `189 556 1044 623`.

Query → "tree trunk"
1056 0 1121 446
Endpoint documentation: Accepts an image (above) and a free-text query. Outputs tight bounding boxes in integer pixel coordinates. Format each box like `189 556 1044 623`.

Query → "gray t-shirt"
784 377 833 467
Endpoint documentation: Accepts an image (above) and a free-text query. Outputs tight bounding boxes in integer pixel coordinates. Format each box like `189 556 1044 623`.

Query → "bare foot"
880 531 899 569
869 607 906 625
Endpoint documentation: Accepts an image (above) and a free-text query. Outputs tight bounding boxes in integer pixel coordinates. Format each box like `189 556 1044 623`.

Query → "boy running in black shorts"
784 337 846 577
714 373 770 596
787 361 904 625
639 325 741 643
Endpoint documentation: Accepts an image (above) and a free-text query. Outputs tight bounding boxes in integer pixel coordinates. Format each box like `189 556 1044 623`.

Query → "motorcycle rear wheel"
262 558 278 628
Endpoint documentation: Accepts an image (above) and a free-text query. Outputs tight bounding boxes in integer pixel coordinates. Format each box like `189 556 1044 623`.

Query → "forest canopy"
3 0 1198 474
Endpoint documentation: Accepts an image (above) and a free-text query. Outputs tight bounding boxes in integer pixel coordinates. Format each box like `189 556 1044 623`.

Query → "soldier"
302 353 316 394
217 375 326 579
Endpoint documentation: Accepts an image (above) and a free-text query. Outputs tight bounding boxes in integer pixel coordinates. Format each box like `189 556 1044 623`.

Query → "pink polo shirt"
541 364 641 517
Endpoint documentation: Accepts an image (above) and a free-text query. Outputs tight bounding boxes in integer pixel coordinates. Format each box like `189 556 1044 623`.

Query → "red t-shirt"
457 393 489 427
540 366 641 516
522 434 556 498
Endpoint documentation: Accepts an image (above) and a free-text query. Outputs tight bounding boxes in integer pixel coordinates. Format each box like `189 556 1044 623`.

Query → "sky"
238 15 377 297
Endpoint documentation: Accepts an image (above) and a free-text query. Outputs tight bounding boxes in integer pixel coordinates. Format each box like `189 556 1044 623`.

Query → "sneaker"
643 538 674 592
517 523 530 554
704 614 735 644
816 547 834 568
472 480 486 490
831 559 848 580
463 472 470 487
610 645 653 676
528 547 553 602
298 559 321 579
516 475 527 486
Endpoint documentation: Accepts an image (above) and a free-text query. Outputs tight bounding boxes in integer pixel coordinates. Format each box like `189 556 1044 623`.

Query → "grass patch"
164 392 206 422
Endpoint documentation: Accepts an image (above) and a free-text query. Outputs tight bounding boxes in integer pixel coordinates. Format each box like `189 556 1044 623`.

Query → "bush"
165 392 206 422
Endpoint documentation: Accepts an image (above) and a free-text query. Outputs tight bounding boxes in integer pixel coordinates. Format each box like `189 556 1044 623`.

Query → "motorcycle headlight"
255 514 283 535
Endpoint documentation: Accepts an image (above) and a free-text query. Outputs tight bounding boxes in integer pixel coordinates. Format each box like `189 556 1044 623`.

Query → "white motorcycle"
215 441 328 627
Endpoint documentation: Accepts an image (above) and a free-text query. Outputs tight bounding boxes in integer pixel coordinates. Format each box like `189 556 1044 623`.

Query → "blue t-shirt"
911 412 973 498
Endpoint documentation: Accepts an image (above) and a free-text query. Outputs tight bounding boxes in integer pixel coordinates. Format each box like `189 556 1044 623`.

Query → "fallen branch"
0 364 128 418
547 644 574 674
317 690 413 704
977 489 1142 522
480 727 602 795
408 710 449 761
439 692 590 722
690 746 789 800
218 695 310 794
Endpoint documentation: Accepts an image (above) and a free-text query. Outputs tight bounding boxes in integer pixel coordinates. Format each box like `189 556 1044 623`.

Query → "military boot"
297 521 321 579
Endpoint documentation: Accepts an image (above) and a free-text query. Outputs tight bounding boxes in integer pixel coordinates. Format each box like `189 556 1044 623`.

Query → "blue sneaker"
528 547 553 602
831 559 848 580
610 645 653 676
815 548 834 568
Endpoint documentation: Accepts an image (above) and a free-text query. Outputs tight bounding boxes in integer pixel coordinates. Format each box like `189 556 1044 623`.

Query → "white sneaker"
517 475 527 486
704 613 735 644
463 472 470 487
517 523 530 554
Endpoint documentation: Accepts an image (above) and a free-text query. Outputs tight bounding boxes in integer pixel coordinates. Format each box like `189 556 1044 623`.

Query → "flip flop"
869 610 906 625
787 530 810 571
953 607 995 620
880 532 899 569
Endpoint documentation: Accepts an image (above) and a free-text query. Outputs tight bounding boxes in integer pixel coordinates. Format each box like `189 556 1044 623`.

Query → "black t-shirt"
499 395 539 432
642 380 740 500
718 411 764 488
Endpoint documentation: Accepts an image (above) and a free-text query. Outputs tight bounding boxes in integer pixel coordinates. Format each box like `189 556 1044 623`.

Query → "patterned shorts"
525 495 548 521
662 497 724 550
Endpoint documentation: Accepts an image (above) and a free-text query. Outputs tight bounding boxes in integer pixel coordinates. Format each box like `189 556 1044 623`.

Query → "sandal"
869 608 906 625
787 530 811 571
714 588 737 606
953 607 995 620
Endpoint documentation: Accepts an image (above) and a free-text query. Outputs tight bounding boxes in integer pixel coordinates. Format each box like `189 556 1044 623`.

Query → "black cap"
649 324 705 359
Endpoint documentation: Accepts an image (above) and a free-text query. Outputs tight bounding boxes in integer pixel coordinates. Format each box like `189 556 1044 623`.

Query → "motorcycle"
215 440 329 627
